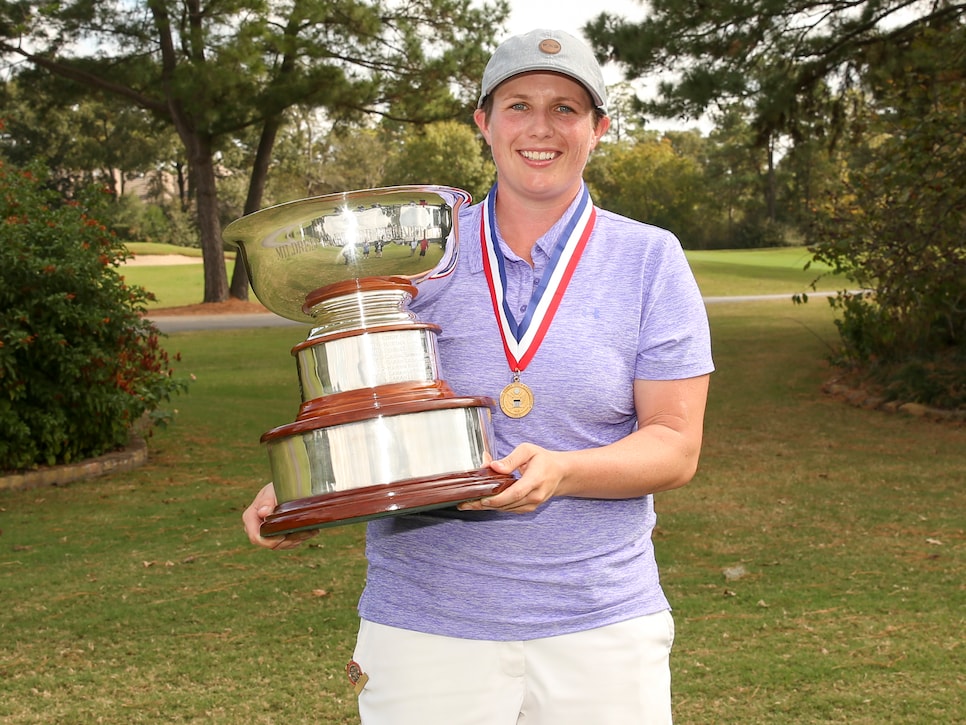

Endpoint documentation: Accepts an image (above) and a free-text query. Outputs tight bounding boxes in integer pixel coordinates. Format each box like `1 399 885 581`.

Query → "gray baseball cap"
478 29 607 111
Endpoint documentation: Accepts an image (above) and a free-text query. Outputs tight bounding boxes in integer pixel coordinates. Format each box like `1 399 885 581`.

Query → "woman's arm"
458 374 710 514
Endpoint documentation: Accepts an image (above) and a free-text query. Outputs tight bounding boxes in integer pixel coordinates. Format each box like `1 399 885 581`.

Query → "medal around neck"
224 186 513 535
481 184 596 422
499 374 533 418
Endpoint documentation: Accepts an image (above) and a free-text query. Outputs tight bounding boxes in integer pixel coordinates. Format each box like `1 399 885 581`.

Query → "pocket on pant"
663 609 675 651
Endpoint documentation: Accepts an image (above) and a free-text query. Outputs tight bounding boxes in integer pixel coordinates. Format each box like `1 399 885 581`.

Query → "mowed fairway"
1 249 962 724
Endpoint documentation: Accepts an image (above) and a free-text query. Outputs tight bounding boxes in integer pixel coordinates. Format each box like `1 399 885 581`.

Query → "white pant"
351 611 675 725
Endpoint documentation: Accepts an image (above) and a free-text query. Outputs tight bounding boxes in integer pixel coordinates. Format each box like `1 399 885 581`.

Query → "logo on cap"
538 39 562 55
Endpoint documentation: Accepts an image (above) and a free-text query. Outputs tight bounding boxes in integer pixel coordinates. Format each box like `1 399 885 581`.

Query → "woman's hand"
458 443 565 514
242 482 318 550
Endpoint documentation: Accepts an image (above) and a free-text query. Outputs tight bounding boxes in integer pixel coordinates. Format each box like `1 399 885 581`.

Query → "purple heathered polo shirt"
357 191 714 641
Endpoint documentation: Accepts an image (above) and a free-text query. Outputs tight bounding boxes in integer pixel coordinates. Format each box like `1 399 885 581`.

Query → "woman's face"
474 72 609 207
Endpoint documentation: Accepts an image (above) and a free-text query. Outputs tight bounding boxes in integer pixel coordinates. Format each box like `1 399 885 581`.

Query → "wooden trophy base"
260 469 514 536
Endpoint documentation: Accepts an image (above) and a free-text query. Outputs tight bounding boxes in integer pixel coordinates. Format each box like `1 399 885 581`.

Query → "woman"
244 28 714 724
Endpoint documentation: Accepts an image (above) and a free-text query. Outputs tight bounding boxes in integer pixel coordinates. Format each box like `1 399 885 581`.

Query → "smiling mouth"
520 150 557 161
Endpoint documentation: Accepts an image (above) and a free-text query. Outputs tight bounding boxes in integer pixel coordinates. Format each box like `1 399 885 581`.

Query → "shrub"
107 194 200 248
0 159 187 471
805 28 966 410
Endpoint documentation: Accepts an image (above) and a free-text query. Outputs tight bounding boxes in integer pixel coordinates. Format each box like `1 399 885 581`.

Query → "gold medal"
499 374 534 418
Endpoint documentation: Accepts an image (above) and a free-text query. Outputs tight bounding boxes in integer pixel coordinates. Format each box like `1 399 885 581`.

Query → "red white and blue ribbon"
480 183 596 373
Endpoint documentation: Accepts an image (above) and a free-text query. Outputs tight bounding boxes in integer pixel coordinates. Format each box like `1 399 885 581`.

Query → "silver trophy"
223 186 511 535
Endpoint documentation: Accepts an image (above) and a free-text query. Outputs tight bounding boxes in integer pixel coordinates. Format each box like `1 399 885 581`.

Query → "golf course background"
1 248 962 723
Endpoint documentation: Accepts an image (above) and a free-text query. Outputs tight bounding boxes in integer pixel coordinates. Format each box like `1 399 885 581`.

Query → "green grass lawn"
2 253 963 723
124 263 214 309
687 247 838 297
122 243 844 310
121 242 231 309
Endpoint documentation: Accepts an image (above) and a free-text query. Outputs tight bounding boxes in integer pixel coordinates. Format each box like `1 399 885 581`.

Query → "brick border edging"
0 435 148 492
823 382 966 425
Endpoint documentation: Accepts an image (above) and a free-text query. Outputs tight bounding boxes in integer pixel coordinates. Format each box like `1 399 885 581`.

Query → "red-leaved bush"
0 159 187 470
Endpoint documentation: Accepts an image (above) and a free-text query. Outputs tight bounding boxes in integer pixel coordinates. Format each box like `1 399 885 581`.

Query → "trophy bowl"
223 186 513 535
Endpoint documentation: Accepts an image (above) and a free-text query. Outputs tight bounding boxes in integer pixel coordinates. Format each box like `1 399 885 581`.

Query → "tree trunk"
229 114 283 300
182 135 229 303
765 135 777 222
228 244 251 300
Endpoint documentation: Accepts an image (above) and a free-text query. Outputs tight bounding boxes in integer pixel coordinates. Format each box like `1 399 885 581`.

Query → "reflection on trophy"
223 186 512 535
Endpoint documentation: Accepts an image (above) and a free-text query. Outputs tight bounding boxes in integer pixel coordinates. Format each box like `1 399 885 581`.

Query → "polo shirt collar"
465 183 589 274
